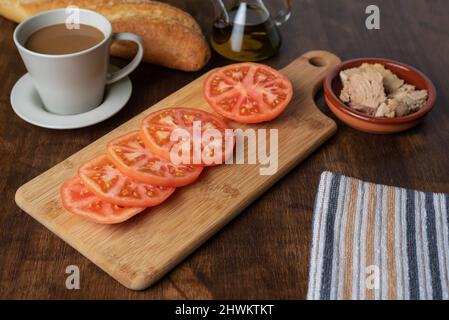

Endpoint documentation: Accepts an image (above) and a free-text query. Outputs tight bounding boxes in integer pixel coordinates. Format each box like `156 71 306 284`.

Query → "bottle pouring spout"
212 0 292 26
213 0 230 24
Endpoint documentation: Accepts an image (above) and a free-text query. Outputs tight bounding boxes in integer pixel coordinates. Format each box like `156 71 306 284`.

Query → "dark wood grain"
1 0 448 299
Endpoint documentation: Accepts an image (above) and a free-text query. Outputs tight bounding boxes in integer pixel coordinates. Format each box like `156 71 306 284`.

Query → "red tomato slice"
203 63 293 123
60 176 145 224
107 131 204 187
78 154 176 207
141 107 235 166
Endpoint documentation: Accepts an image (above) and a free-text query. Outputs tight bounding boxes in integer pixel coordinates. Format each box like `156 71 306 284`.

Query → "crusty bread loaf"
0 0 211 71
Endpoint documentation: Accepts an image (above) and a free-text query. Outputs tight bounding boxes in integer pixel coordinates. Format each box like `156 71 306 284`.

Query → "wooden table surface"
1 0 448 300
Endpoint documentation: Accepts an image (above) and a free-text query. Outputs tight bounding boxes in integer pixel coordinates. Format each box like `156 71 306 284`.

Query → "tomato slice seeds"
107 131 204 187
60 176 145 224
141 107 235 166
78 154 176 208
204 63 293 123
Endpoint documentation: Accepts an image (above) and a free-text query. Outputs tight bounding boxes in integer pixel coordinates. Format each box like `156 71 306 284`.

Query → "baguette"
0 0 211 71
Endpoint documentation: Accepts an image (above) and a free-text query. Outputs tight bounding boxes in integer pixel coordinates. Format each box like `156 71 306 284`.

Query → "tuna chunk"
340 67 386 114
339 63 428 118
370 63 404 93
340 63 404 94
389 84 428 112
376 99 410 118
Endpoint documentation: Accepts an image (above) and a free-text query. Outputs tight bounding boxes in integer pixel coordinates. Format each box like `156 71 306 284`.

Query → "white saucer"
10 71 132 129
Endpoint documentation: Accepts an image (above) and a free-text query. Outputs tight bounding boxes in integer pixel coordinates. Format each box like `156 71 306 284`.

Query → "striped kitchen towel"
307 172 449 300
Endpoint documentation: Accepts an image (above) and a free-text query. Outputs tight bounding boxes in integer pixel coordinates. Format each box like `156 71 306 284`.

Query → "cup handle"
106 32 144 85
274 0 292 26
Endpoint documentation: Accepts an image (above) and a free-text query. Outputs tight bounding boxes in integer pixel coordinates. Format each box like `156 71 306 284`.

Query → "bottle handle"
274 0 292 26
106 32 144 85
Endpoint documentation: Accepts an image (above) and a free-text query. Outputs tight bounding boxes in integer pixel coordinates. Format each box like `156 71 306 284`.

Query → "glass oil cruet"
211 0 292 61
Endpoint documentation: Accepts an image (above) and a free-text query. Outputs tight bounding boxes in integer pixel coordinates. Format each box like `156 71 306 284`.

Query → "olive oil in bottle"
211 2 282 62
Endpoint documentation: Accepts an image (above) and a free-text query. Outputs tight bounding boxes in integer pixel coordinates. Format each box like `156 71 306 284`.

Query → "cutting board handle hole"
308 56 328 68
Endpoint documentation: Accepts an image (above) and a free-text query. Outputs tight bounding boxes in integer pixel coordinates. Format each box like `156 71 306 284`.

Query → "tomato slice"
203 63 293 123
141 108 235 166
107 131 204 187
60 176 145 224
78 155 176 207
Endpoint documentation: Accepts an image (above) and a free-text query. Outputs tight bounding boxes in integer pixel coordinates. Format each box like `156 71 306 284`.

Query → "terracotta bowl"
323 58 437 134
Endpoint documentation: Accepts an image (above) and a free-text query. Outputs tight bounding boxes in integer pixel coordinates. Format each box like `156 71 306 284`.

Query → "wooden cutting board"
15 50 340 290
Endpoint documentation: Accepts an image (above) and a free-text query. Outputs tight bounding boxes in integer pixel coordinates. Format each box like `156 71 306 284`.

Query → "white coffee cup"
13 8 144 115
